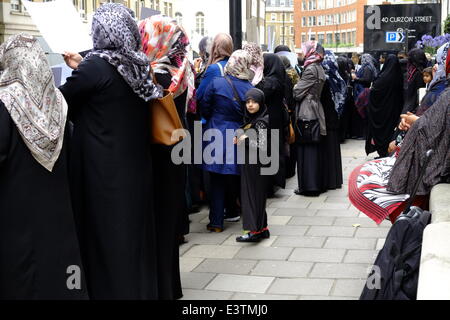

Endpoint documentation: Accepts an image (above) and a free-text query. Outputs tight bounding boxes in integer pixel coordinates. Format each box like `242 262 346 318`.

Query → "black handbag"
296 119 320 144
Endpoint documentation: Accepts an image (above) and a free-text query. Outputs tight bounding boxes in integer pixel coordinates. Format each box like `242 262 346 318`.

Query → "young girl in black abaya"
235 89 271 243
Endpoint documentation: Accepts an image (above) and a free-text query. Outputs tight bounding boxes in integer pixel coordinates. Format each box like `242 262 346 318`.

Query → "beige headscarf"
0 34 67 171
208 33 234 65
224 50 254 81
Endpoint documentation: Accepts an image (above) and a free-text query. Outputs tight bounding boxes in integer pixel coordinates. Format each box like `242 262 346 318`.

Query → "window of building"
271 13 276 21
290 26 294 35
280 0 286 6
352 31 356 45
195 12 205 36
302 35 306 43
302 1 306 11
318 33 324 44
79 0 87 19
341 32 346 44
11 0 21 11
335 33 340 44
326 0 333 9
312 16 316 26
175 12 183 25
302 17 306 27
155 0 160 11
290 14 294 22
168 3 172 17
326 33 332 44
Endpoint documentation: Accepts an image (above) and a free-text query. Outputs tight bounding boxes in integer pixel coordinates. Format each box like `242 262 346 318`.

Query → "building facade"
265 0 295 51
172 0 266 51
0 0 175 43
294 0 367 53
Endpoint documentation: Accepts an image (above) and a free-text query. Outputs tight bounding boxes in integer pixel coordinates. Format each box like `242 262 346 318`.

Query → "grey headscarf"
429 42 449 88
361 53 378 78
85 3 162 101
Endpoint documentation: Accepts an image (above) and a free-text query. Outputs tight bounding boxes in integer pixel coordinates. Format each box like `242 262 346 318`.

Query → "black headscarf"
263 53 286 91
366 54 404 155
274 45 291 53
244 88 269 127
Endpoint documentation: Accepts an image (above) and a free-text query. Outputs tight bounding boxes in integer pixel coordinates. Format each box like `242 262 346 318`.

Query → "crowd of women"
0 2 449 301
348 43 450 225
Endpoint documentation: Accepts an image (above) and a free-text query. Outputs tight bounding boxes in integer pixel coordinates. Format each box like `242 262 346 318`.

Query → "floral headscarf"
243 42 264 85
85 3 161 101
429 42 449 88
209 33 234 65
301 40 324 68
139 15 195 105
322 50 347 116
0 34 67 171
224 50 254 81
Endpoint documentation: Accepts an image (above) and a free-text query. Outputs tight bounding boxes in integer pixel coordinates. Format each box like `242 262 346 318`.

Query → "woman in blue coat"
200 50 254 232
196 33 234 101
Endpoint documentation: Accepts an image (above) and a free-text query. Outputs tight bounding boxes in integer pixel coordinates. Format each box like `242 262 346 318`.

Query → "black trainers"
236 233 263 242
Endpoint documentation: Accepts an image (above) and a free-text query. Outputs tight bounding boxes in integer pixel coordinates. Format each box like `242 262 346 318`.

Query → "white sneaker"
224 216 240 222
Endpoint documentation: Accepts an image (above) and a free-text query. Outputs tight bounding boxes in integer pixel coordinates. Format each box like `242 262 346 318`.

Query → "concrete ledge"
418 184 450 300
430 184 450 224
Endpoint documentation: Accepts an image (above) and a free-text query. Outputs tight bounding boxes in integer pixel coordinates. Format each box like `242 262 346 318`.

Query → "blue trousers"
208 172 240 228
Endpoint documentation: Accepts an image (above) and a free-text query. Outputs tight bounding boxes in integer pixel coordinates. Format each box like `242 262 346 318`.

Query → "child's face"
423 73 432 84
246 99 260 114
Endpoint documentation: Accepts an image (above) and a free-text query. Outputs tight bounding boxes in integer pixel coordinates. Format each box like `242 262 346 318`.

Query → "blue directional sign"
386 31 405 43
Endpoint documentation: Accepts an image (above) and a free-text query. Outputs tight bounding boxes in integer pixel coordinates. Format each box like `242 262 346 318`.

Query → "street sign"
364 4 441 52
386 31 405 43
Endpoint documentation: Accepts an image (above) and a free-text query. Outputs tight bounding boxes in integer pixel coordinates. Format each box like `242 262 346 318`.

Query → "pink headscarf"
301 40 324 68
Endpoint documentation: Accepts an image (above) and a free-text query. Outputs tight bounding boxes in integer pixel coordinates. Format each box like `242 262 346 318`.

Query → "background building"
294 0 367 53
265 0 295 51
172 0 266 52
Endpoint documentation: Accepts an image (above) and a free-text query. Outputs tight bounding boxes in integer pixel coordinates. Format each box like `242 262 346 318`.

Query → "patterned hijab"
430 42 449 88
0 34 67 171
301 40 324 68
224 50 254 81
209 33 234 65
243 42 264 86
322 50 347 116
85 3 161 102
360 53 378 78
139 15 195 101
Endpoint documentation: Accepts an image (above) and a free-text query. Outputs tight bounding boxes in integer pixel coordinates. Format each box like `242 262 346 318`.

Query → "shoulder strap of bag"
225 75 242 104
217 62 225 77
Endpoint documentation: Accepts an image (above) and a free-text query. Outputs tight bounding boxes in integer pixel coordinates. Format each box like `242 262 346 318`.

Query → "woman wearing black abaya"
0 34 88 300
351 54 377 139
60 4 161 299
259 54 288 191
366 54 404 157
402 48 427 114
293 41 327 196
140 15 196 300
321 51 344 190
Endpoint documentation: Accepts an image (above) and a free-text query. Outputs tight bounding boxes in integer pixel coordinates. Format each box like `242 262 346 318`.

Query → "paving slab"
289 248 346 263
250 260 313 278
206 274 275 294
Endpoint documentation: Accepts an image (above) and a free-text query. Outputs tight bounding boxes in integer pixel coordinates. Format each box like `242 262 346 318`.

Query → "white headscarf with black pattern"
0 34 67 171
85 3 162 101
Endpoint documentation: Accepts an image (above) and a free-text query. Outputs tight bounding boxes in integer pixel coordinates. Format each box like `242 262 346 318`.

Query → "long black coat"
0 101 88 300
59 56 158 299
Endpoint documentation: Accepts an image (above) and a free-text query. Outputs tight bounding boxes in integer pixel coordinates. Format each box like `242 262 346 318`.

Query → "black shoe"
261 229 270 239
294 189 321 197
236 233 262 242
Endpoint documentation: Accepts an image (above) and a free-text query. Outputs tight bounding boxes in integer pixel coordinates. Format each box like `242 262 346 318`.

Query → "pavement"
179 139 392 300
